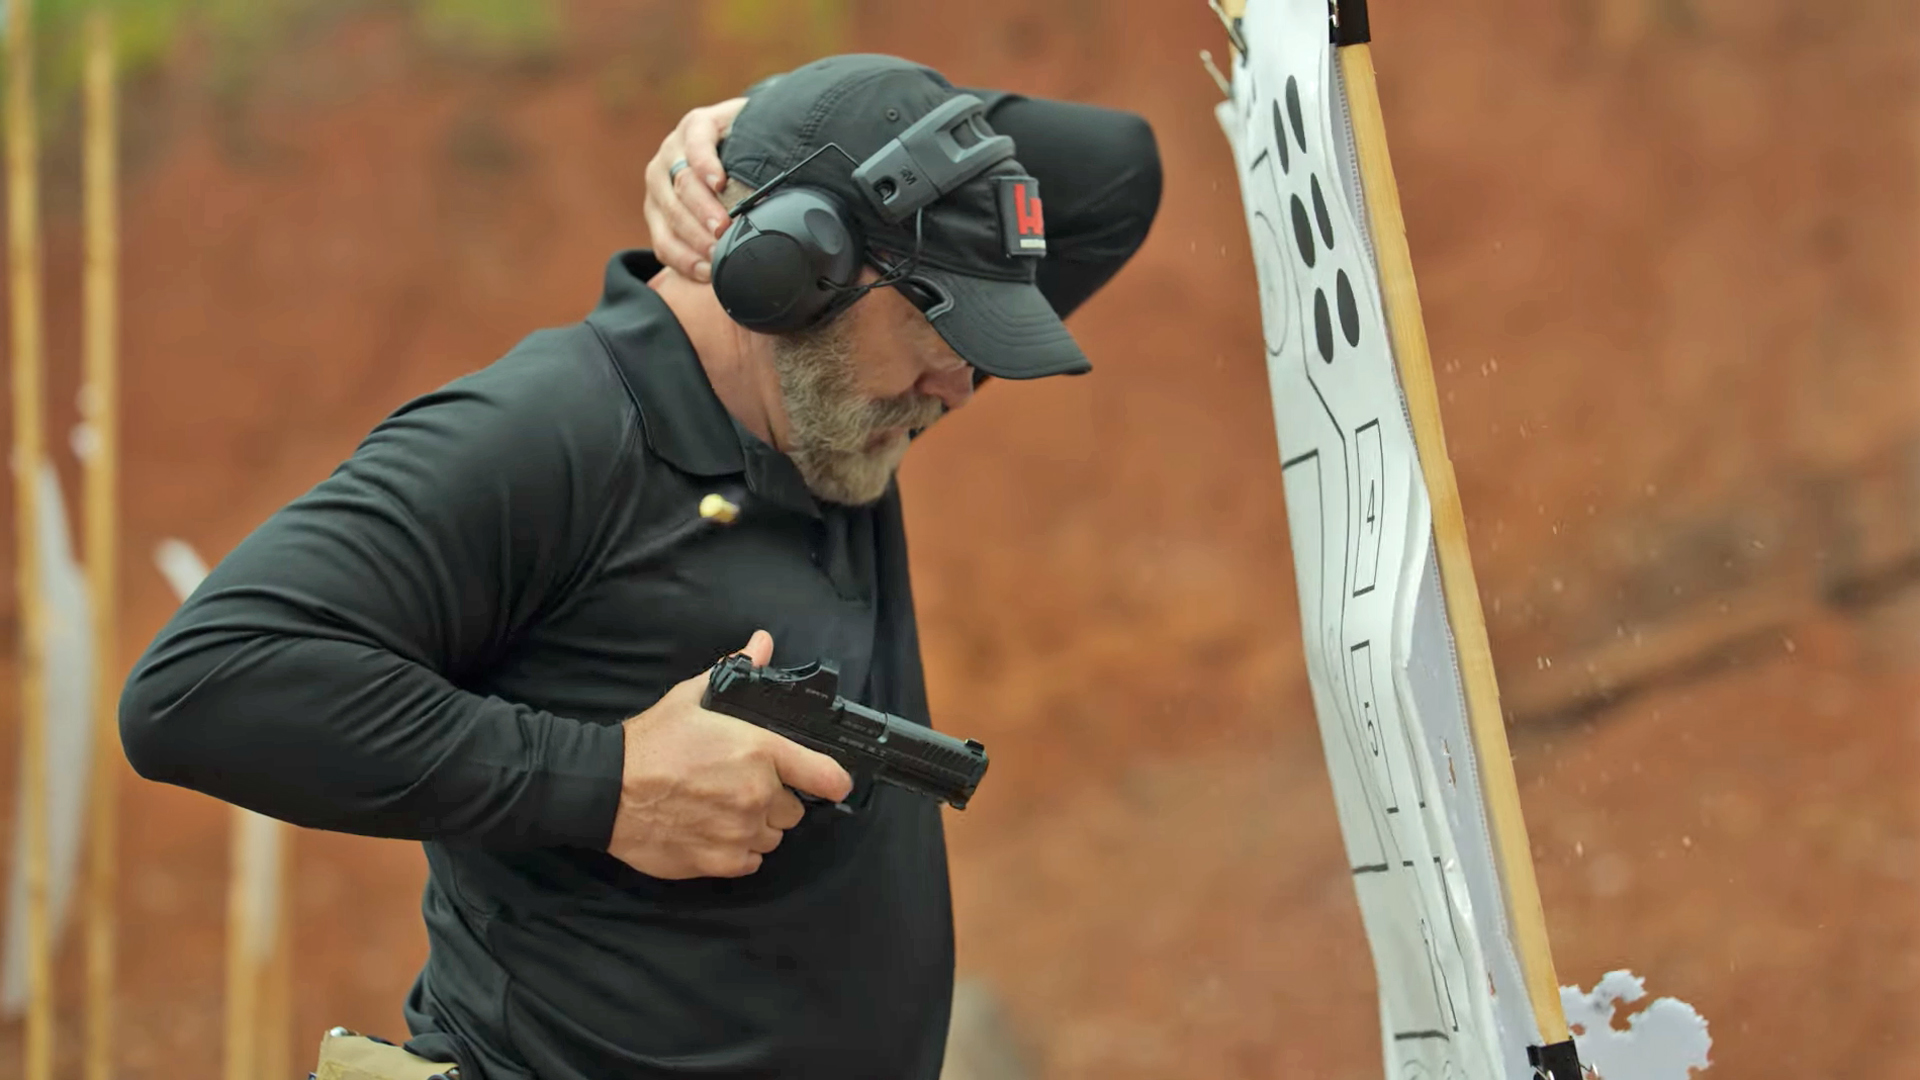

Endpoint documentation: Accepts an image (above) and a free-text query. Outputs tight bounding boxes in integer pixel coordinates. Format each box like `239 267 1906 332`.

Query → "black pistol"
701 655 989 813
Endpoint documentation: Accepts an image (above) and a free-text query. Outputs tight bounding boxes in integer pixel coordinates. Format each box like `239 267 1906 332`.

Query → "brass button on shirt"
119 92 1161 1080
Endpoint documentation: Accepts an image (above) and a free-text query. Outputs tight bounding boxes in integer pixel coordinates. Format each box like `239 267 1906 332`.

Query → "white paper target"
2 464 97 1016
1214 2 1542 1076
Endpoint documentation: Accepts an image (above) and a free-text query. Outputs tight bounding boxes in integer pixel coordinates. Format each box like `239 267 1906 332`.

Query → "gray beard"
771 317 947 506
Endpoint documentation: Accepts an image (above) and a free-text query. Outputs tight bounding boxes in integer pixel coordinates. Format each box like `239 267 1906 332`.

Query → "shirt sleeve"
118 331 632 850
975 91 1164 320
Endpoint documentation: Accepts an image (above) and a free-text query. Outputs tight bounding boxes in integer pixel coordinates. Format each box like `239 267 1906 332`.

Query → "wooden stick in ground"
7 0 52 1072
1335 42 1573 1046
260 833 294 1080
82 12 121 1080
223 813 258 1080
224 808 292 1080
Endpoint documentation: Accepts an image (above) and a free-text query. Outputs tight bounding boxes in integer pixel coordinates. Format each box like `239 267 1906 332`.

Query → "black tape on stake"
1527 1040 1586 1080
1330 0 1371 45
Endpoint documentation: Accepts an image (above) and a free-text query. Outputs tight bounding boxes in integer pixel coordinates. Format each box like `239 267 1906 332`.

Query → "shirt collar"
587 250 821 519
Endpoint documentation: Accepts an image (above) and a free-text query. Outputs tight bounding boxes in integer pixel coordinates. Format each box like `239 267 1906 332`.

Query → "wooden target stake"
223 809 293 1080
82 11 121 1080
6 0 52 1073
1334 37 1574 1050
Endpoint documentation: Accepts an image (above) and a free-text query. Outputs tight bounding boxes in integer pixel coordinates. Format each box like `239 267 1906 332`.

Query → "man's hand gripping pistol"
701 655 989 814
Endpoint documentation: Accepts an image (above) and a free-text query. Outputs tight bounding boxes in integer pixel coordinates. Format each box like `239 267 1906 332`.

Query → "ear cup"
710 187 864 334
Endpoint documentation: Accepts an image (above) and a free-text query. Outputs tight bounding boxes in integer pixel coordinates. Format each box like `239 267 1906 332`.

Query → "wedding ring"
668 158 691 184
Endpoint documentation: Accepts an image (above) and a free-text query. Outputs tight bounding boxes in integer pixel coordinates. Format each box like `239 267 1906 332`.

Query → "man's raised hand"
643 96 748 284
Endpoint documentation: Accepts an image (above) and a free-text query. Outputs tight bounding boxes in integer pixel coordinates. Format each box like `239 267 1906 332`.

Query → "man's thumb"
681 630 776 702
769 738 854 803
739 629 774 669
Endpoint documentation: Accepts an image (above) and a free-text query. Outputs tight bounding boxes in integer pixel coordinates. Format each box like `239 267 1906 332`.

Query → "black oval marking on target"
1285 75 1307 153
1337 270 1360 346
1311 175 1334 249
1270 101 1290 173
1290 195 1316 268
1314 288 1334 362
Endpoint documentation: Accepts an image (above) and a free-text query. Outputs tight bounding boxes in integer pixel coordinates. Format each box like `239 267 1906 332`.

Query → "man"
120 53 1160 1080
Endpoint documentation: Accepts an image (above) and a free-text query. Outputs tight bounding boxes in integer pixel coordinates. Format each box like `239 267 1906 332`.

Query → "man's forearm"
118 336 635 850
120 629 623 848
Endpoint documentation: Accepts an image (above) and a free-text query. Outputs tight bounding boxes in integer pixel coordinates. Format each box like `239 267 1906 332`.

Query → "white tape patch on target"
1213 1 1540 1076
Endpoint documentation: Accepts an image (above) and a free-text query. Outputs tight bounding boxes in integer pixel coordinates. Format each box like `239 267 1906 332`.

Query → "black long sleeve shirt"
120 91 1160 1080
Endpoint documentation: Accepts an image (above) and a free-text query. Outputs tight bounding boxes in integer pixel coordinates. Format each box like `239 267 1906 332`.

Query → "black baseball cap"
720 54 1091 380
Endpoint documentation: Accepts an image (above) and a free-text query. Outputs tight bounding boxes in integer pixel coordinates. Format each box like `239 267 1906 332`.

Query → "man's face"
770 272 977 506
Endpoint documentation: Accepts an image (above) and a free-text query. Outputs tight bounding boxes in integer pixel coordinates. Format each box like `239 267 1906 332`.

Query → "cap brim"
916 268 1091 380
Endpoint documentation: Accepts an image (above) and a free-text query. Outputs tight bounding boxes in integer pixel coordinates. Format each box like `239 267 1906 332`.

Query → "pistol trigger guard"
789 786 857 816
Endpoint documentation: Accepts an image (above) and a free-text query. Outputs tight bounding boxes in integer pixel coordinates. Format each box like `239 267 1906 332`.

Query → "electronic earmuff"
709 187 865 333
710 94 1014 335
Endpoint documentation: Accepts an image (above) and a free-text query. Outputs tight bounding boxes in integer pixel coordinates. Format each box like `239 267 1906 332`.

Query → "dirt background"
0 0 1915 1077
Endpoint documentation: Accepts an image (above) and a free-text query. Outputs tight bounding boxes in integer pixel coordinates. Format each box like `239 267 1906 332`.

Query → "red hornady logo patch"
995 176 1046 257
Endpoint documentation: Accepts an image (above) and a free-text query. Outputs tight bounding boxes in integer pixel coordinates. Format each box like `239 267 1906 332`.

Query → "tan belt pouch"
312 1028 460 1080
